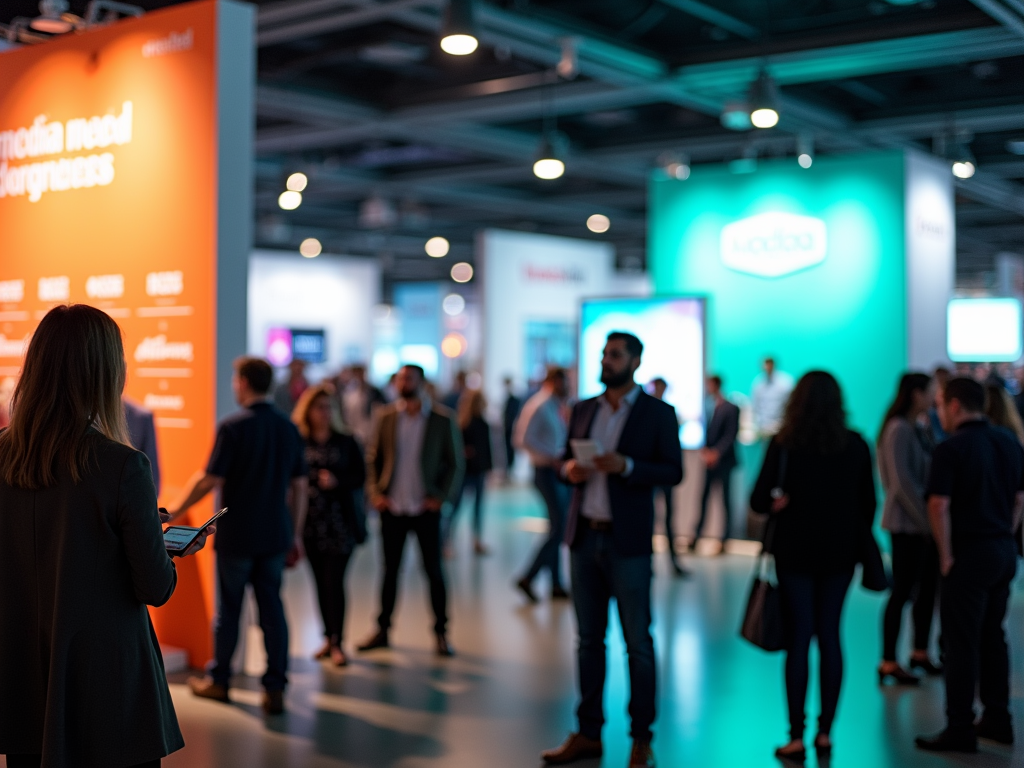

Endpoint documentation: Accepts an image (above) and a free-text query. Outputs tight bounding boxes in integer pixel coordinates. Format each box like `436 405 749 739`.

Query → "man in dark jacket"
358 364 464 657
691 375 740 551
541 332 683 768
171 357 309 716
916 377 1024 752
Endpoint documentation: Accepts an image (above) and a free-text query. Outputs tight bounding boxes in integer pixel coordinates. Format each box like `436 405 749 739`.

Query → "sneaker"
263 689 285 715
188 676 229 703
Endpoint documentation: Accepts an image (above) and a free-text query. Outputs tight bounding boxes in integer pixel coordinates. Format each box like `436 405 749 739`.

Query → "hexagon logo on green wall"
719 211 828 278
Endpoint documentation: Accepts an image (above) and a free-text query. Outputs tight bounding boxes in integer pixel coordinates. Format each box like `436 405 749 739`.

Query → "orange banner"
0 1 221 665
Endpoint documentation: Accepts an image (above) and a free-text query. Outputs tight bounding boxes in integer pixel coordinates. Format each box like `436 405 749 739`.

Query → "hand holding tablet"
164 507 227 557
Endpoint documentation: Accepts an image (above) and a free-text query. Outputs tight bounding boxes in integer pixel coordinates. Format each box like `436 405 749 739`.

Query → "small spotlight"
750 108 779 129
286 172 308 192
440 0 478 55
442 293 466 316
587 214 611 233
796 134 814 169
441 332 468 358
425 236 450 258
534 135 565 179
952 161 976 179
278 190 302 210
299 238 322 258
451 262 474 283
798 154 813 169
749 69 780 129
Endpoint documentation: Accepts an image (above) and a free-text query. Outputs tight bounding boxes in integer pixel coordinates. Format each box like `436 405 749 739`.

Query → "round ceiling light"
286 172 308 192
750 108 779 129
440 34 478 55
533 157 565 180
587 214 611 233
441 332 468 358
299 238 322 258
425 236 450 257
278 190 302 210
442 293 466 316
451 262 474 283
952 161 976 179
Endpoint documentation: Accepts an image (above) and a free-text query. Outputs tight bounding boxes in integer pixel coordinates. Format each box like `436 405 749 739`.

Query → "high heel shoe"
814 735 832 757
878 664 920 685
909 657 943 676
774 742 806 763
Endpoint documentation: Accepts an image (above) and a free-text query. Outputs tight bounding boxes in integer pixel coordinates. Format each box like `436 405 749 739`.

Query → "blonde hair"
291 383 336 439
985 384 1024 445
0 305 130 488
457 389 486 430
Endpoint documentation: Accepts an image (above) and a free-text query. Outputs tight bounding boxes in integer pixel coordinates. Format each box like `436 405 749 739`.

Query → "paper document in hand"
570 438 602 467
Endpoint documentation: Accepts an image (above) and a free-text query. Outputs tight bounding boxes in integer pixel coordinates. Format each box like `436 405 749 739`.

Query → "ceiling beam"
257 0 439 47
963 0 1024 40
657 0 760 40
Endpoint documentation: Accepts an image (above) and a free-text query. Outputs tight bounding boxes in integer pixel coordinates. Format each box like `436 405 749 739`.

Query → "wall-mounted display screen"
580 297 706 449
948 298 1023 362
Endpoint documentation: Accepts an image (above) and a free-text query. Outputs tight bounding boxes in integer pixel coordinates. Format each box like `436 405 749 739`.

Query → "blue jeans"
209 552 289 692
571 526 656 742
520 466 567 589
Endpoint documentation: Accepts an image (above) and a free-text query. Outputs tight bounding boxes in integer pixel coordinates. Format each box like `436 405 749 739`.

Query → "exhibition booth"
0 0 255 665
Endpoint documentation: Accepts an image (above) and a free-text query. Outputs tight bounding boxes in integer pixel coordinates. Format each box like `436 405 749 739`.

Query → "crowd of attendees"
3 304 1024 768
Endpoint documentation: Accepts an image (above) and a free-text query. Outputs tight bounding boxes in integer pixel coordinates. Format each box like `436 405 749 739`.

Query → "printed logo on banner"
146 270 184 296
135 335 194 362
720 212 828 278
86 274 124 299
38 275 69 301
0 334 28 358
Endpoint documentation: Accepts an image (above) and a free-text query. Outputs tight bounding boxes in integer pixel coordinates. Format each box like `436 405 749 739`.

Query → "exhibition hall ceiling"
3 0 1024 286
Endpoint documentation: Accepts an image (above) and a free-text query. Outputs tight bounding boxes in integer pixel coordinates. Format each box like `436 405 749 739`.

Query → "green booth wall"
650 151 910 442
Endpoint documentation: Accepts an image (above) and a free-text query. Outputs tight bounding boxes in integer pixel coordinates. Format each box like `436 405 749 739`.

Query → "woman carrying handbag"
749 372 878 763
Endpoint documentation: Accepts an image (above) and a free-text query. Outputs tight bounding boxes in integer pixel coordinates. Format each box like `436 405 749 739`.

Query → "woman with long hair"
877 372 941 685
444 389 493 556
0 305 212 768
292 383 366 667
984 381 1024 444
750 371 877 762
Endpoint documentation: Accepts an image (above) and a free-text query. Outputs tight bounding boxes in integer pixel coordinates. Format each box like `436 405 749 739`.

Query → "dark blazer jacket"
706 398 740 471
366 401 465 505
0 432 184 767
562 389 684 557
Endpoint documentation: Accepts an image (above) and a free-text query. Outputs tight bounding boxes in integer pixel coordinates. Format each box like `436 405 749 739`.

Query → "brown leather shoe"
262 689 285 715
357 630 389 652
188 676 229 703
628 741 655 767
541 732 603 764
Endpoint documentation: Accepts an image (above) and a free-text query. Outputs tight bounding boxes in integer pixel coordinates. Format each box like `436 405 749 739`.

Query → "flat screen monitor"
947 298 1023 363
291 329 326 363
580 297 706 449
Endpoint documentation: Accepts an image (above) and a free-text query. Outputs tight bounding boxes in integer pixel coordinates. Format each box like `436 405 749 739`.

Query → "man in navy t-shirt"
916 377 1024 753
169 357 308 715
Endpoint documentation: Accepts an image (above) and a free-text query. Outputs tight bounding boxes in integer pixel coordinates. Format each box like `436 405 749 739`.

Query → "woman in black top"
292 384 366 667
750 371 877 762
0 305 213 768
444 389 493 556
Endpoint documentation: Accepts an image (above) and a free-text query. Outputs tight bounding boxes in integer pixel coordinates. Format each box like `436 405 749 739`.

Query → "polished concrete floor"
10 483 1024 768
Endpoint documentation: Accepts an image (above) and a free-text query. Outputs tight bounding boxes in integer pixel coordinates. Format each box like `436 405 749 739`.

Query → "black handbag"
740 450 787 652
859 528 889 592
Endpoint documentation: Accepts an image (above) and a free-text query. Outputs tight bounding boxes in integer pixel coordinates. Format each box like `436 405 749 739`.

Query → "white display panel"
580 297 706 449
947 298 1023 363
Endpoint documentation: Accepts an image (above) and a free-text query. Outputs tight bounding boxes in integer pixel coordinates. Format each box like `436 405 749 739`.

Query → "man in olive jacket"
358 364 464 656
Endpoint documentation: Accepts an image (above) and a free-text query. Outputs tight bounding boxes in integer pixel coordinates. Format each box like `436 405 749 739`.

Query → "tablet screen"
164 527 197 549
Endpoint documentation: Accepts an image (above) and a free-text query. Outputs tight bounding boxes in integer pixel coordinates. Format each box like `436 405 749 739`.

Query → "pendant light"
748 69 780 129
440 0 478 56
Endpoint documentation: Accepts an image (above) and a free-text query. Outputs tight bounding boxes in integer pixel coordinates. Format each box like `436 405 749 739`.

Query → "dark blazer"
750 431 877 575
462 416 494 475
366 401 465 505
562 389 684 557
0 432 184 767
706 398 740 471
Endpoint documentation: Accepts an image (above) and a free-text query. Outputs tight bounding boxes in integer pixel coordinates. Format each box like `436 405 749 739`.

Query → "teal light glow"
650 152 907 437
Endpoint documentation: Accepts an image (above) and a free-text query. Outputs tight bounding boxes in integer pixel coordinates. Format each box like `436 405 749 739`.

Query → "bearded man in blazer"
358 364 464 657
542 332 683 768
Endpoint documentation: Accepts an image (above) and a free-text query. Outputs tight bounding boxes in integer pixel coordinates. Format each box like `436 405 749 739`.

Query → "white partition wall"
248 250 381 379
478 229 617 407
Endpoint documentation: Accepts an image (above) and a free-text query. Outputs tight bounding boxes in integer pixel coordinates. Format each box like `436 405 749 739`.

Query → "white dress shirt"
514 389 567 467
581 385 641 522
752 371 795 437
388 398 428 515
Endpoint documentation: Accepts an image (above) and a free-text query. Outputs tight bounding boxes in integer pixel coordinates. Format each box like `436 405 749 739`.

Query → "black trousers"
656 486 680 565
778 569 854 741
882 533 939 661
6 759 158 768
941 538 1017 736
520 466 567 589
694 465 734 542
305 542 353 644
377 510 448 636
